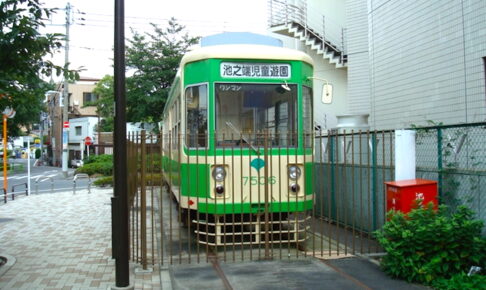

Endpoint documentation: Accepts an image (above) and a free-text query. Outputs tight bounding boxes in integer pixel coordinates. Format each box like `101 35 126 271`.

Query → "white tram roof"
181 44 314 67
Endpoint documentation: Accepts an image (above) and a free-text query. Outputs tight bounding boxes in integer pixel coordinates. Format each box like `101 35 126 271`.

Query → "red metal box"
384 179 438 213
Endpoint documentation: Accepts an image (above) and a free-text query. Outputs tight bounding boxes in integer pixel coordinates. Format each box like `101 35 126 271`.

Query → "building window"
83 92 98 105
75 126 82 136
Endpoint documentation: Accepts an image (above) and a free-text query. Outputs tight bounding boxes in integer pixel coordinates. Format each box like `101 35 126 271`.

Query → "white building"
68 117 98 160
269 0 348 130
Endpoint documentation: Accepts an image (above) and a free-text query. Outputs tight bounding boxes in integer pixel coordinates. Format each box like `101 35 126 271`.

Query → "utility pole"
62 2 71 177
113 0 131 288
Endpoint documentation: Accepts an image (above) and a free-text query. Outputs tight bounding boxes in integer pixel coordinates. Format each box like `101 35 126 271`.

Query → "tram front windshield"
215 83 298 147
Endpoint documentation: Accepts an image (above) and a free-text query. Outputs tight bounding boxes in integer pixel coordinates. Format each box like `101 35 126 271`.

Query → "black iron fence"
126 124 486 266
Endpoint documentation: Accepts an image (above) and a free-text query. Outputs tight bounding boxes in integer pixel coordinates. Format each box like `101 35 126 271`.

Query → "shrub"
375 203 485 285
75 161 113 176
93 176 113 187
431 273 486 290
83 154 113 165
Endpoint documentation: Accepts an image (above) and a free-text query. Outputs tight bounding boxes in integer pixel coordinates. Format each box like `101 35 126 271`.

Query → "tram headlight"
212 166 226 182
288 165 301 180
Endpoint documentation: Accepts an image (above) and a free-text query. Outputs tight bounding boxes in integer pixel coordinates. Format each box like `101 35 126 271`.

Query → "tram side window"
303 86 313 148
185 84 208 148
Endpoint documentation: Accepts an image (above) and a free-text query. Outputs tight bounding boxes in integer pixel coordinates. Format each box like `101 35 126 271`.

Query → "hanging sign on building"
220 62 291 79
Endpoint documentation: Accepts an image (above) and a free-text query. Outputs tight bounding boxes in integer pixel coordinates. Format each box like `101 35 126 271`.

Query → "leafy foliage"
375 203 486 285
431 272 486 290
75 161 113 176
83 154 113 165
0 0 78 136
89 18 199 131
90 75 114 132
93 175 113 187
125 19 199 124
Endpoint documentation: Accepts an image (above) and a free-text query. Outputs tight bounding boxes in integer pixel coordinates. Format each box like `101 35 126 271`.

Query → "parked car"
71 159 83 168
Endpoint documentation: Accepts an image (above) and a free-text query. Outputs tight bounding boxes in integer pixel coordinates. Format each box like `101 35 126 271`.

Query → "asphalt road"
0 158 92 197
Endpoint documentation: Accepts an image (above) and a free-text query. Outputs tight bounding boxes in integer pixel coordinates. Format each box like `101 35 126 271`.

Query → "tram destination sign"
220 62 291 79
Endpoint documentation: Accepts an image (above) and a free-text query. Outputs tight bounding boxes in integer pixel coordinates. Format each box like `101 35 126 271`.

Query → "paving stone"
0 189 160 289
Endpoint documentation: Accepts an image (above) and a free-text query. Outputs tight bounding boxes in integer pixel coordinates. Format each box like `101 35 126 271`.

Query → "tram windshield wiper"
225 121 260 154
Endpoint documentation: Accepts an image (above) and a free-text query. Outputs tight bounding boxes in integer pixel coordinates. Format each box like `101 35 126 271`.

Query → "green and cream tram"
162 42 314 246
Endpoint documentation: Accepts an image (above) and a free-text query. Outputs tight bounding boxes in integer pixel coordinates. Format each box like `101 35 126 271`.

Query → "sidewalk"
0 188 160 289
0 187 428 290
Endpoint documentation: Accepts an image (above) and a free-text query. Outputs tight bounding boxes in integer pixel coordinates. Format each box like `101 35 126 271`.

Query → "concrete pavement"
0 188 159 289
0 186 427 290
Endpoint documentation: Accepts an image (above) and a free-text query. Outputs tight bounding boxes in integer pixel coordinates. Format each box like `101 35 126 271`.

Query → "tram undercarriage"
181 211 309 247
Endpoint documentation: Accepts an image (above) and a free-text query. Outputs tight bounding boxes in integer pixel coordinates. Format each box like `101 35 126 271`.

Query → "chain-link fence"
415 122 486 224
314 122 486 235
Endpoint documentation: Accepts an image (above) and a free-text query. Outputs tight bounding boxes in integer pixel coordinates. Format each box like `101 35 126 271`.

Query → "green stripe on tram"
197 200 313 215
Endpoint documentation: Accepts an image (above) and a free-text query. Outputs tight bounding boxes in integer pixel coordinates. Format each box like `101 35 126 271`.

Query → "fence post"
437 128 443 201
140 130 147 269
329 131 336 218
263 130 270 259
371 132 378 231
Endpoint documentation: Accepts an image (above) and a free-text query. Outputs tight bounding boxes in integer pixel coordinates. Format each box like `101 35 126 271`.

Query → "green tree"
0 0 78 136
91 75 114 132
125 18 199 125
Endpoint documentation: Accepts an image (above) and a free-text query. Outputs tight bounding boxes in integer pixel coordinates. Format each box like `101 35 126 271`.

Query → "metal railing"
126 124 486 265
10 183 28 200
268 0 347 58
126 130 384 266
73 173 91 194
35 176 54 194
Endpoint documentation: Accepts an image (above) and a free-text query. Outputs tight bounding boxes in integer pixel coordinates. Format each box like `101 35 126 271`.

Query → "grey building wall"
346 0 371 115
348 0 486 130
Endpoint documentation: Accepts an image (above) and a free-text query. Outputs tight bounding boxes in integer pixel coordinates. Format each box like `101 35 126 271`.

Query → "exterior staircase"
268 0 347 69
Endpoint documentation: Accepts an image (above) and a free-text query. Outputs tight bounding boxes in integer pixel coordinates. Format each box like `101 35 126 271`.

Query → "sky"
41 0 269 80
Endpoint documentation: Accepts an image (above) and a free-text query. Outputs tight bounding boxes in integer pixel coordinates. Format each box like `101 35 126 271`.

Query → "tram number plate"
243 176 277 185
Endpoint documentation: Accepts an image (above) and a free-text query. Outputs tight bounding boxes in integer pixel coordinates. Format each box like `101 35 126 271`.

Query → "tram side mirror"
322 84 333 104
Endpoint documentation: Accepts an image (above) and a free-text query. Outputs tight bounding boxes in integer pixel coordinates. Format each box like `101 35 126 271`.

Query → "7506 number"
243 176 277 185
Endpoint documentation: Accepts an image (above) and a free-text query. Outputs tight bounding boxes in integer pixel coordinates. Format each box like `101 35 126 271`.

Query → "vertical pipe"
351 131 355 254
62 2 70 178
343 131 347 255
27 138 30 195
186 132 192 264
437 128 443 201
239 133 244 261
3 115 8 202
140 130 147 269
160 132 165 265
263 130 270 259
359 131 364 253
371 132 377 231
230 133 236 262
113 0 129 286
318 129 324 257
150 134 155 265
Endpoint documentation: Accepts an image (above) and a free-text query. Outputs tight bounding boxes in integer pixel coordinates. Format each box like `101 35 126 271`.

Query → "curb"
0 254 17 278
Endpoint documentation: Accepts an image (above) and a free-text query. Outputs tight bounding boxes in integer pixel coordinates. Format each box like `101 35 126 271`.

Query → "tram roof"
181 44 314 67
